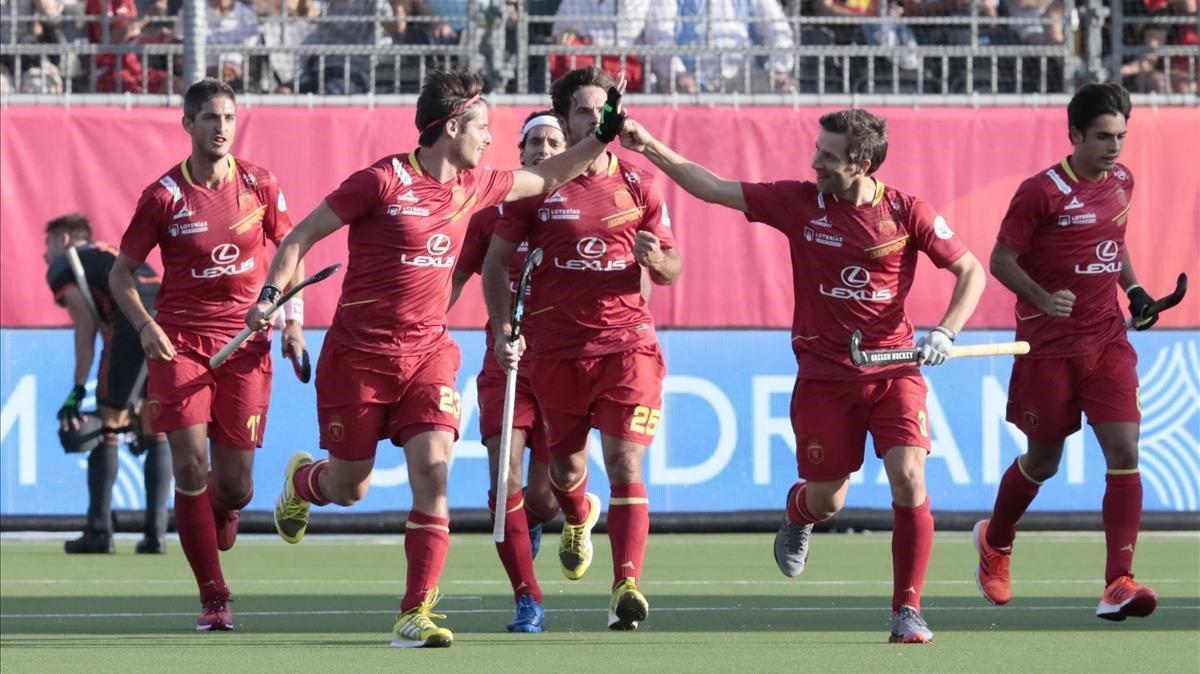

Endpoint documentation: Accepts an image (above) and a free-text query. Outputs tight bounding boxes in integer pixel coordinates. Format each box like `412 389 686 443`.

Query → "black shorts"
96 317 148 410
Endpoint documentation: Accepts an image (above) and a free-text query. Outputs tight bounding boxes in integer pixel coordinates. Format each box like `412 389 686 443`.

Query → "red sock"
401 511 451 612
173 488 228 603
489 491 542 602
1103 471 1143 584
785 482 825 525
892 498 934 613
207 473 253 519
293 460 331 506
986 458 1041 552
550 470 591 525
608 483 649 585
524 499 559 527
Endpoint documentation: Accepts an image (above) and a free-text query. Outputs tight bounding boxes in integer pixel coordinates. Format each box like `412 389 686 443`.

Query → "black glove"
1126 285 1158 331
594 86 626 143
57 384 87 424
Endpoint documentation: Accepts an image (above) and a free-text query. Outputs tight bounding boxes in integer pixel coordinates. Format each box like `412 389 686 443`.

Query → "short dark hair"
518 108 559 150
550 66 614 120
46 213 92 242
415 69 486 148
818 109 888 175
183 78 236 120
1067 83 1132 138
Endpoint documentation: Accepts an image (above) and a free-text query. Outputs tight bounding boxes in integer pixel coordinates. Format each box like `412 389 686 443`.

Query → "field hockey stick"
65 246 101 321
286 344 312 383
209 263 342 369
494 247 544 543
1127 273 1188 330
849 330 1030 367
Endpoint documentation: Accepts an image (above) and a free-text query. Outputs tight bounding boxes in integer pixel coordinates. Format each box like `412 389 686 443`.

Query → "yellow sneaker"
608 577 649 631
390 588 454 648
559 493 601 580
274 452 313 544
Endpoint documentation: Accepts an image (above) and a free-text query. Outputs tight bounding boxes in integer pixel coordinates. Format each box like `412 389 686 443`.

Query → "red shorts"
145 327 272 450
1006 338 1140 445
316 338 463 462
476 357 550 464
790 374 931 482
531 343 665 456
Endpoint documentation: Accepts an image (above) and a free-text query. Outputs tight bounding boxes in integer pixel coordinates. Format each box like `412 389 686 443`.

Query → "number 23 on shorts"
438 385 462 419
629 405 662 436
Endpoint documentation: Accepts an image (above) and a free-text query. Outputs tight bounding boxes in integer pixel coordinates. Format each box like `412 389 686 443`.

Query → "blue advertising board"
3 329 1197 515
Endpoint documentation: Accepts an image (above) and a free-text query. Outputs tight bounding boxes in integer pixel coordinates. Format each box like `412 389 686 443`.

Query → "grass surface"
2 531 1198 672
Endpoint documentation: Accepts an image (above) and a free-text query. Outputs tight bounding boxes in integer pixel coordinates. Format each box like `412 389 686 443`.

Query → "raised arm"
990 240 1074 318
620 119 749 212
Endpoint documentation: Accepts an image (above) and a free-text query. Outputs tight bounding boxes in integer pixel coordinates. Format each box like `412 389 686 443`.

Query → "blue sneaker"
506 594 546 633
529 522 544 560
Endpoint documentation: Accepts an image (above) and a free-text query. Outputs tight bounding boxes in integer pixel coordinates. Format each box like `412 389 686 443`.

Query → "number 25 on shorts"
438 386 462 419
629 405 662 436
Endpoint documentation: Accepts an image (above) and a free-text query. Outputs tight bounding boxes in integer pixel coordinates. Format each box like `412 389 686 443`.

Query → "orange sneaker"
1097 576 1157 622
196 597 234 631
972 519 1012 606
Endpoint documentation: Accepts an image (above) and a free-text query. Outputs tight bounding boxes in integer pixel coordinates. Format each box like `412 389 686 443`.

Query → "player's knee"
327 479 369 506
171 454 208 489
1021 452 1061 482
214 473 252 503
1102 444 1139 471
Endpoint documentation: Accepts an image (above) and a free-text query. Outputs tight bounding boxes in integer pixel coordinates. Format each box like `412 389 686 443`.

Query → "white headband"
520 115 562 140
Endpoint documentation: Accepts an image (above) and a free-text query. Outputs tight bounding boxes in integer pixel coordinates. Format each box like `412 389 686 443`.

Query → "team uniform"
47 243 160 410
740 178 965 626
496 153 673 627
293 150 513 627
977 159 1152 620
119 155 292 618
47 243 170 551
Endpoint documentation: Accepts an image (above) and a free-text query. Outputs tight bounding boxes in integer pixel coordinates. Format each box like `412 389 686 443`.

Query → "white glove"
917 327 955 366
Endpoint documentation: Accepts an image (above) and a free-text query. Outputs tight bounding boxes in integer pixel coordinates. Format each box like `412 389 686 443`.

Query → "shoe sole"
560 494 601 580
1097 593 1157 622
196 622 235 632
274 454 313 544
609 590 649 631
888 633 932 644
507 624 546 633
389 634 453 648
972 520 1010 607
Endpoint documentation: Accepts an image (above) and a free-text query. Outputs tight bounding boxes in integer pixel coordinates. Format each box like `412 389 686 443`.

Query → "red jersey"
997 159 1134 358
323 150 514 356
120 156 292 342
495 154 675 360
741 179 966 381
458 205 534 359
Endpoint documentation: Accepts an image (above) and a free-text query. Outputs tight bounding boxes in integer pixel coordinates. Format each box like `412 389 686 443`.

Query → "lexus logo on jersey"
1096 240 1119 262
841 266 870 288
427 233 452 256
577 237 607 259
211 243 240 264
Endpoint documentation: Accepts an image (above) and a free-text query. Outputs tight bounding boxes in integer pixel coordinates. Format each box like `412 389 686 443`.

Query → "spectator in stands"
814 0 918 69
299 0 408 94
1 0 67 92
177 0 261 87
671 0 797 92
999 0 1063 45
1121 0 1198 93
253 0 317 92
87 0 174 92
414 0 466 44
903 0 997 45
550 0 677 92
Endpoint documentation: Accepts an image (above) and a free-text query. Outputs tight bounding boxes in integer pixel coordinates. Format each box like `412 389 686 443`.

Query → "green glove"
57 384 87 424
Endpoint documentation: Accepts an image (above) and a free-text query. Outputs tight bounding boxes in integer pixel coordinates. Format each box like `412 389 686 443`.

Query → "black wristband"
258 284 282 305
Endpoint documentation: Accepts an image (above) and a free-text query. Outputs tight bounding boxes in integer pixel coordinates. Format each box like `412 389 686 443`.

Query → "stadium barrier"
3 329 1198 532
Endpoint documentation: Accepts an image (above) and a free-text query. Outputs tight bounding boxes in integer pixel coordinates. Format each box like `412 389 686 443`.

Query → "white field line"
3 578 1199 589
2 606 1199 620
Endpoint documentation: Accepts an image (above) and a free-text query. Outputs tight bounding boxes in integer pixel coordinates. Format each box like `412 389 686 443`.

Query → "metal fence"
1 0 1196 102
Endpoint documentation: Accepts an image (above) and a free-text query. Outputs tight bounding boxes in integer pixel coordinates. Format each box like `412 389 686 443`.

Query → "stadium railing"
1 0 1196 101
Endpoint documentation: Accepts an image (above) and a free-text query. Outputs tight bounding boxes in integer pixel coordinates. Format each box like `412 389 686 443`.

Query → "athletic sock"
173 487 229 603
293 459 331 506
892 498 934 613
608 483 649 585
208 472 253 519
550 469 591 525
401 511 451 612
987 458 1042 552
1103 471 1143 584
143 438 171 539
86 436 119 536
785 481 825 525
489 490 543 602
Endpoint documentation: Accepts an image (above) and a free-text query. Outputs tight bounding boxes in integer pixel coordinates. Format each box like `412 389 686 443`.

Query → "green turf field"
2 531 1197 672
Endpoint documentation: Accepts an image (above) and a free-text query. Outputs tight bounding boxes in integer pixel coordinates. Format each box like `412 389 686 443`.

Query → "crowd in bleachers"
1 0 1195 95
